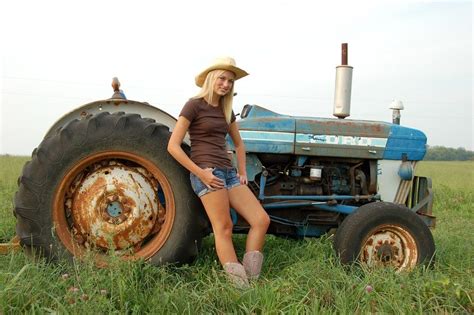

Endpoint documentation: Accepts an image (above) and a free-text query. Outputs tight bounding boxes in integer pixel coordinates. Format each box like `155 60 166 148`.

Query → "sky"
0 0 472 155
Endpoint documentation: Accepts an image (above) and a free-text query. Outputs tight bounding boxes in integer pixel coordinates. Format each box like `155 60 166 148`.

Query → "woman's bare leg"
200 189 238 264
228 185 270 252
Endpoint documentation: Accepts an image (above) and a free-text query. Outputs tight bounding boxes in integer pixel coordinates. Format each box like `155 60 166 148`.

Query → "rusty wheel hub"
53 152 175 261
361 224 418 271
67 163 162 250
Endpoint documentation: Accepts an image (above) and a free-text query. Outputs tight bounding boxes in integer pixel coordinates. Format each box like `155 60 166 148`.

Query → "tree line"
425 146 474 161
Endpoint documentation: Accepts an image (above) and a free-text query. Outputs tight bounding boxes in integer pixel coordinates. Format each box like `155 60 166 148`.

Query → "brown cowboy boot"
223 262 250 288
242 250 264 280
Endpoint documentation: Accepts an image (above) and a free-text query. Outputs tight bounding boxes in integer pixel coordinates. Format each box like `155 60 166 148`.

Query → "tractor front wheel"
334 202 435 272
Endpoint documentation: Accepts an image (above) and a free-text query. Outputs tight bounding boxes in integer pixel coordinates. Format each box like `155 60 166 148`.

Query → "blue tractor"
13 45 435 271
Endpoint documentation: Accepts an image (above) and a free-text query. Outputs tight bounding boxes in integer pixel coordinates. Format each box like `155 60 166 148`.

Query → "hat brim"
195 65 248 87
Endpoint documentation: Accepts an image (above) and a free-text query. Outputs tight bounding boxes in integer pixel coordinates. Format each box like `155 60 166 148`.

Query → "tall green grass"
417 161 474 272
0 155 29 241
417 161 474 192
0 157 472 313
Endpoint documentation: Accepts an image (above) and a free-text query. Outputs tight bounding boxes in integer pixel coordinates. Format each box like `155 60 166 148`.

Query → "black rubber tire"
334 202 435 270
14 112 208 265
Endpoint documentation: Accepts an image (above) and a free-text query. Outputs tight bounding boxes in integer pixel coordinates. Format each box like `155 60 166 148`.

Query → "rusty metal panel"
294 117 389 158
295 117 391 138
294 143 384 159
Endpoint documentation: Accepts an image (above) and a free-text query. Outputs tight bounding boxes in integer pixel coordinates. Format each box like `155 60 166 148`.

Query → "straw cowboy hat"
195 56 249 87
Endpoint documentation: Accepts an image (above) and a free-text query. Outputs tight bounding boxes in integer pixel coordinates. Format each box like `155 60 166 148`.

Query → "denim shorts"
190 167 241 197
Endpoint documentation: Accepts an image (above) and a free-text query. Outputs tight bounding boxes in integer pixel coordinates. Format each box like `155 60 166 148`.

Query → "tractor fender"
44 99 189 143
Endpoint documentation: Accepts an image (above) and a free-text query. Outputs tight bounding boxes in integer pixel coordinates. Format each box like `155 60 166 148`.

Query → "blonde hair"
193 70 234 124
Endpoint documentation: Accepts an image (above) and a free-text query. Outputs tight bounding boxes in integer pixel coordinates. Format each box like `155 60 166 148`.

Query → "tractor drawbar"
0 236 21 254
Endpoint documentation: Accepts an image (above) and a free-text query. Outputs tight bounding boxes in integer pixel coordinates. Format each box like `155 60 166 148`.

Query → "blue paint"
236 105 295 154
227 130 294 153
243 154 263 182
239 105 292 120
157 187 166 206
239 117 295 133
384 125 427 160
295 133 388 147
242 141 294 154
107 201 123 217
267 214 330 236
263 201 326 209
297 156 308 166
258 172 267 200
329 178 351 195
296 226 327 237
263 194 380 201
311 204 356 215
237 105 428 162
239 130 294 142
263 201 356 215
268 215 305 227
398 161 414 180
291 169 302 177
230 208 238 224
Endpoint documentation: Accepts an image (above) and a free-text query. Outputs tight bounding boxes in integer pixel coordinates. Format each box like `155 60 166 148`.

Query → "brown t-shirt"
179 98 236 169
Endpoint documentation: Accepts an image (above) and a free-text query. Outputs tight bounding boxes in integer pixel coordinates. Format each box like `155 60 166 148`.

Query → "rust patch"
70 165 158 250
361 224 418 272
52 152 176 264
366 238 373 246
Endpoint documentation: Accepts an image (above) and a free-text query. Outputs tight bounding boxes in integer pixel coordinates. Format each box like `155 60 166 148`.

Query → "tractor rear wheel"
334 202 435 272
14 112 207 265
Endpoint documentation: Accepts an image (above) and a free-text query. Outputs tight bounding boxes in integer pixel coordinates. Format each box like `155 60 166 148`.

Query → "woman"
167 57 270 287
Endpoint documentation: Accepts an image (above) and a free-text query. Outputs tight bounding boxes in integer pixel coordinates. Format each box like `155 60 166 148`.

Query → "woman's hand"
238 173 248 185
199 168 225 190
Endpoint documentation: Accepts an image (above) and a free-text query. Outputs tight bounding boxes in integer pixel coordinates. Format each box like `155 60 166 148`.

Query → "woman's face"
213 70 235 96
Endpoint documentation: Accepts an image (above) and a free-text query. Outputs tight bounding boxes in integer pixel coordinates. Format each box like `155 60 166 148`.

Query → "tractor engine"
252 154 372 200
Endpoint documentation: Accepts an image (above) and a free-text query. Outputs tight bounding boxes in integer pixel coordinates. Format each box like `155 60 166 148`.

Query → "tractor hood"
229 105 427 161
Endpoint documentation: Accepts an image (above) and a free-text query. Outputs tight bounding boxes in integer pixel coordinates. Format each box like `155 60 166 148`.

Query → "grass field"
0 155 473 313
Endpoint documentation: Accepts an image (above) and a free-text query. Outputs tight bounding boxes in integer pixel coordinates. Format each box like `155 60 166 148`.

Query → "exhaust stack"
390 100 404 125
333 43 353 119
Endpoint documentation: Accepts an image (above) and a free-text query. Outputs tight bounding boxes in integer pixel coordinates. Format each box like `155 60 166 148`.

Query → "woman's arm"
167 117 201 175
167 116 224 189
228 122 248 185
